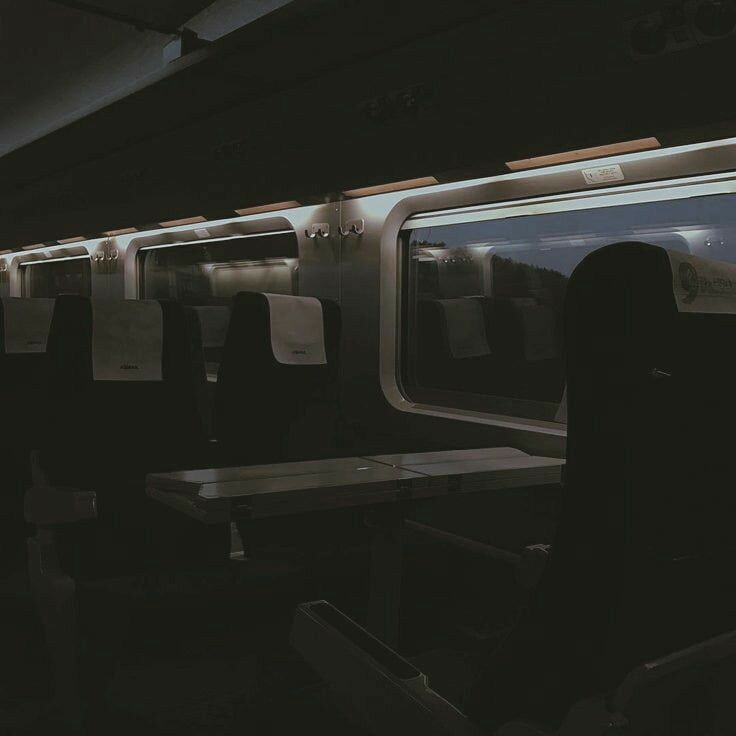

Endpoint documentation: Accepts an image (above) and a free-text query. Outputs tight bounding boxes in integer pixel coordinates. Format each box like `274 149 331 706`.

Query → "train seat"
23 295 233 724
0 297 55 573
214 290 366 568
34 295 229 578
291 241 736 735
215 291 341 465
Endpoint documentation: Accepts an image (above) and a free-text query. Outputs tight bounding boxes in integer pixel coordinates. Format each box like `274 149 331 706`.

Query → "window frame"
381 165 736 437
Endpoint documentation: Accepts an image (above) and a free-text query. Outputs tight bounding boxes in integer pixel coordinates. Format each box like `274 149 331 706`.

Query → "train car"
3 1 736 734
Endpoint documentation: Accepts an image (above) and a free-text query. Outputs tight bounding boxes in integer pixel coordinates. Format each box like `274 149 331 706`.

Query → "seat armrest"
403 520 551 591
609 627 736 724
24 486 97 526
291 600 483 736
516 544 551 591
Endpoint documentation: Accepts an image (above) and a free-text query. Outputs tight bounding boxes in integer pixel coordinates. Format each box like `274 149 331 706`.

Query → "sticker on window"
668 250 736 314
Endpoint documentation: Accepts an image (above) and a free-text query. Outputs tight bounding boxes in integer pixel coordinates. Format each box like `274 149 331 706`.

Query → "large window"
21 255 92 297
138 231 299 375
402 191 736 424
138 232 299 305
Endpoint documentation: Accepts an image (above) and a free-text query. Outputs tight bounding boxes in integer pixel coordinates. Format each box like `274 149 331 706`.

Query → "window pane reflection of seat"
138 232 300 376
403 192 736 424
22 258 92 298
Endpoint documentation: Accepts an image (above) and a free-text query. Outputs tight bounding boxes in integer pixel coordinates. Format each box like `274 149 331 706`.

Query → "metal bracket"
305 223 330 239
339 218 365 237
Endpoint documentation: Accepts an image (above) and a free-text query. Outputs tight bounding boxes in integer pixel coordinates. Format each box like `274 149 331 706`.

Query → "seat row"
0 290 343 577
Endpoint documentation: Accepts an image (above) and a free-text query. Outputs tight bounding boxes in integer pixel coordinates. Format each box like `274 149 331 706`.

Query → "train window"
137 232 299 305
20 255 92 297
137 231 299 375
401 191 736 424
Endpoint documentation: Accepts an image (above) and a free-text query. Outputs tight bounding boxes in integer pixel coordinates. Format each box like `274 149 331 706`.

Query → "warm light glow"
342 176 439 197
21 254 90 267
103 227 138 236
159 216 207 227
57 236 87 244
234 200 301 216
138 230 294 252
505 138 661 171
21 243 45 250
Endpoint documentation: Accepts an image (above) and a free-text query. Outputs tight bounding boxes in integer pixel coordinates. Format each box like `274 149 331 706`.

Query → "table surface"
146 447 564 521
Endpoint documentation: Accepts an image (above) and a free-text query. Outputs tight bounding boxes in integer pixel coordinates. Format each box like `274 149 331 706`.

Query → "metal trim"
377 137 736 437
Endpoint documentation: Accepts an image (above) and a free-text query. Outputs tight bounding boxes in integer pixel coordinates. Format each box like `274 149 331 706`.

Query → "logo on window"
679 261 699 304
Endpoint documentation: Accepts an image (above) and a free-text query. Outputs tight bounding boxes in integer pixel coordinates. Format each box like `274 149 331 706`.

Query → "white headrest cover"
437 298 490 359
265 293 327 365
192 306 230 348
2 298 54 354
92 300 163 381
668 250 736 314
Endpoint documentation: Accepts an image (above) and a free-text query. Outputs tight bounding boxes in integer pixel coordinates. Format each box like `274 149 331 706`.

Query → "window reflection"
21 257 92 298
403 192 736 423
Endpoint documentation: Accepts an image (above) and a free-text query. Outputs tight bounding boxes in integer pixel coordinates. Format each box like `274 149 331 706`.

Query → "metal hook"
305 223 330 239
338 218 365 237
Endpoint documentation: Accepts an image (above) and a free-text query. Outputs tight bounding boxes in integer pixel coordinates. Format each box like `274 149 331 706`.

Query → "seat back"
40 296 227 576
215 291 341 464
0 297 55 570
466 242 736 730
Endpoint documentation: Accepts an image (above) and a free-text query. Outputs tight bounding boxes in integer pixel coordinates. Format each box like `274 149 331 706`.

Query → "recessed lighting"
57 236 86 244
342 176 439 197
22 254 90 266
103 227 138 236
505 138 661 171
159 216 207 227
234 200 301 215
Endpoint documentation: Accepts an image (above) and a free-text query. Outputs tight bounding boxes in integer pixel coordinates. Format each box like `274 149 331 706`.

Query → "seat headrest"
264 293 327 365
191 306 231 348
92 300 163 381
668 250 736 314
1 297 55 354
435 298 491 359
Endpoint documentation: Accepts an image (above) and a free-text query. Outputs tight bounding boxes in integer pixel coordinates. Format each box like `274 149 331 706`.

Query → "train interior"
3 1 736 734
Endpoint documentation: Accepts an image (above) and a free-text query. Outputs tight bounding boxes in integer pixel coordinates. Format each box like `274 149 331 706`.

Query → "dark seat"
215 291 342 465
0 297 55 573
214 291 363 565
292 241 736 735
464 241 736 729
38 295 229 579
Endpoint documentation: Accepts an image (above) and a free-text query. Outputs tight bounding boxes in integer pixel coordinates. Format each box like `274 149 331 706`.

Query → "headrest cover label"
2 298 54 354
92 300 163 381
668 250 736 314
265 293 327 365
437 298 491 359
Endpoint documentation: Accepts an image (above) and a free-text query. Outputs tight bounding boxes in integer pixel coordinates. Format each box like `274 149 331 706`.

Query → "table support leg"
365 509 404 648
